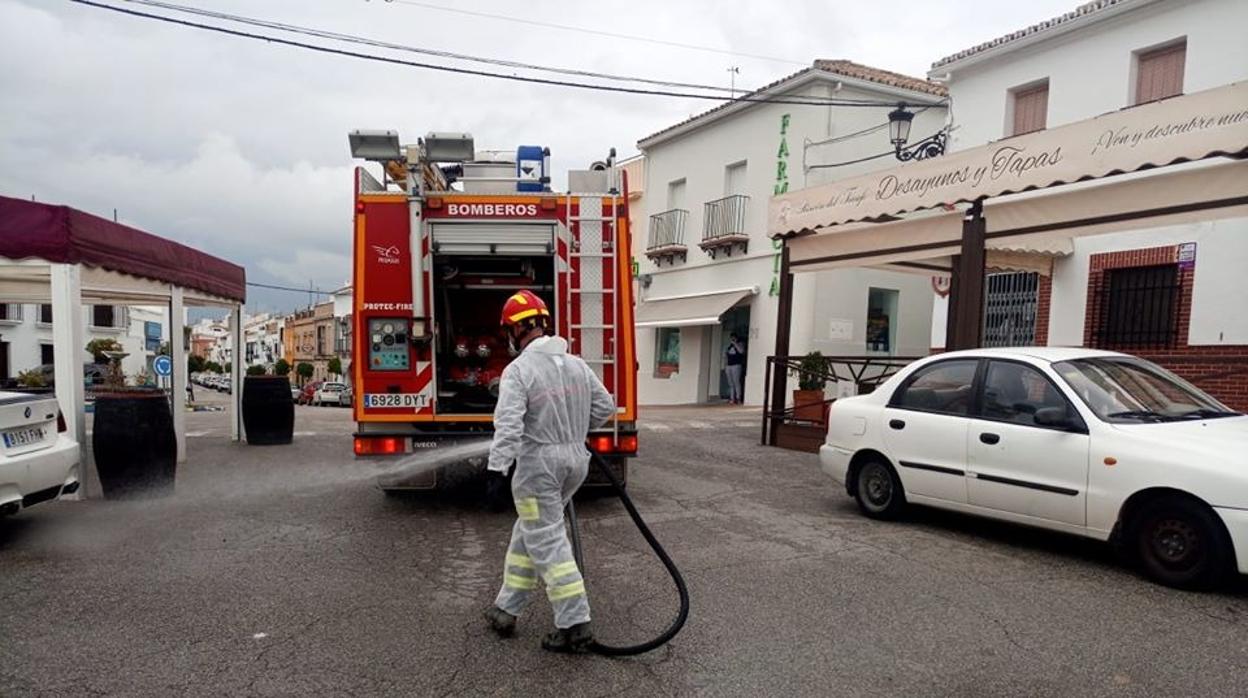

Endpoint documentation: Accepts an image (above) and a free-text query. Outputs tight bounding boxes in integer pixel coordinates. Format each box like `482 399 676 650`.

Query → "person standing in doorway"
724 333 745 405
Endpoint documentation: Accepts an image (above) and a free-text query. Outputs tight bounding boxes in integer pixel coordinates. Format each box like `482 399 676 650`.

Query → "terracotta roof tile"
638 60 945 147
812 59 948 97
931 0 1126 70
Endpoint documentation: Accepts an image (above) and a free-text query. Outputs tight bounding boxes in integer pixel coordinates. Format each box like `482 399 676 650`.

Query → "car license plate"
364 393 428 409
2 426 46 449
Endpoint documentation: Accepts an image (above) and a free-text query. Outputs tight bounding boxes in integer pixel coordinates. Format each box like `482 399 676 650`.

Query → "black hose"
566 454 690 657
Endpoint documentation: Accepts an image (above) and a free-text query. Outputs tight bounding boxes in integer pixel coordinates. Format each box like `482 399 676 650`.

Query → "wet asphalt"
2 398 1246 696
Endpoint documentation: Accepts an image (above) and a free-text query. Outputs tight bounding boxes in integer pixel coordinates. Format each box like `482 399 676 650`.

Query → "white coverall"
489 335 616 629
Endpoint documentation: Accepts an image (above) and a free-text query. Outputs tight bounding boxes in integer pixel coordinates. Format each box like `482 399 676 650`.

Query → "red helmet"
500 290 551 329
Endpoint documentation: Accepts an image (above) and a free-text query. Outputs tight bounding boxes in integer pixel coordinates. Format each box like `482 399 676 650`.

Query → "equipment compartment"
433 254 556 415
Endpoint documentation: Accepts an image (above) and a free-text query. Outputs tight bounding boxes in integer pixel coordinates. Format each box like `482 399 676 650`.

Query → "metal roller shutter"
430 223 554 256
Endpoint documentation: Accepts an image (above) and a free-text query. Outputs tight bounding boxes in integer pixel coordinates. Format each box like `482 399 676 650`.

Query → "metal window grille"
647 209 688 250
982 271 1039 347
702 195 749 242
1095 264 1180 348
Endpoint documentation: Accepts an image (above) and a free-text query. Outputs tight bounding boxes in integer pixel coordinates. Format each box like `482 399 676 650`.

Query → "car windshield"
1053 357 1238 423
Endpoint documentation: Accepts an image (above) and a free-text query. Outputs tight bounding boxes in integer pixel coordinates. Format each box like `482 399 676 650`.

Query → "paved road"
2 401 1246 696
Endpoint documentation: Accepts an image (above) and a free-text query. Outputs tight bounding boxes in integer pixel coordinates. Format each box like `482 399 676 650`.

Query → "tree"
327 357 342 378
188 354 207 374
246 365 267 376
85 338 124 364
205 361 223 374
296 362 314 383
274 358 291 376
224 362 232 375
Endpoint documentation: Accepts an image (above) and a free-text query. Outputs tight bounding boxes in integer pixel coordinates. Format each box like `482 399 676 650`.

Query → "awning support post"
50 263 89 498
230 304 244 442
949 201 986 351
767 244 794 445
944 255 961 352
169 285 187 463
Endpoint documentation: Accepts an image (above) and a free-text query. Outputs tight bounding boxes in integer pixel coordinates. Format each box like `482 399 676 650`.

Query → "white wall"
635 71 942 405
807 269 934 358
940 0 1248 149
0 304 166 381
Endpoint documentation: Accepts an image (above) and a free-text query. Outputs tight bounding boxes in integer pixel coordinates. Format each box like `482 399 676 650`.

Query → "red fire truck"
347 131 637 491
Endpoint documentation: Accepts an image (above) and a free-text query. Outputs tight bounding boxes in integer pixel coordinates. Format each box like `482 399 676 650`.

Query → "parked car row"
191 373 232 393
294 380 352 407
819 348 1248 591
188 373 353 406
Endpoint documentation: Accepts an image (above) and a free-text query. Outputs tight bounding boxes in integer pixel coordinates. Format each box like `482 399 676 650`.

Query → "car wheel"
1130 496 1232 590
853 458 906 520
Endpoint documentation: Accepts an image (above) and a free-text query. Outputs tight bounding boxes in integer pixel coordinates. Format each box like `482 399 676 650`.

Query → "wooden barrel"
243 376 294 445
92 389 177 499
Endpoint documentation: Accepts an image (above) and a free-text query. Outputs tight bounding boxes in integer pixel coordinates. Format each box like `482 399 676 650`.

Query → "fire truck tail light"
540 198 557 211
355 201 365 213
426 197 444 209
355 436 406 456
589 434 637 455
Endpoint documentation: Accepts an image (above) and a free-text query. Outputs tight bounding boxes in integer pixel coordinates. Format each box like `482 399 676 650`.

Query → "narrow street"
2 403 1245 696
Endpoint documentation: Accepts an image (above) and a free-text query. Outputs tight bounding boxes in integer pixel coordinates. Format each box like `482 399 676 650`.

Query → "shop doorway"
709 305 751 402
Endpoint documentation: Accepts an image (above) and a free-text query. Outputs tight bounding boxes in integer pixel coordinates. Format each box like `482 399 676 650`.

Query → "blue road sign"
153 354 173 377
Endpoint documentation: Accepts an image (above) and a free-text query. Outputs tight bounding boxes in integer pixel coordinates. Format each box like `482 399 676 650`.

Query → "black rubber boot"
541 622 593 654
483 606 517 638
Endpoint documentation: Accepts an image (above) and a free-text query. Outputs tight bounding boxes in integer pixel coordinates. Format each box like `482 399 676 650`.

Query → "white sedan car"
821 348 1247 590
312 382 346 406
0 391 80 516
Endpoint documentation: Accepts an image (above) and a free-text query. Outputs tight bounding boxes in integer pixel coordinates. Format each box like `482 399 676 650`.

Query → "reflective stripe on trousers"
493 449 590 629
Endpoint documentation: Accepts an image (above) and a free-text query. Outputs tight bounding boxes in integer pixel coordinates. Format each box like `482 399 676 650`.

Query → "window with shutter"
1010 82 1049 136
1135 41 1185 105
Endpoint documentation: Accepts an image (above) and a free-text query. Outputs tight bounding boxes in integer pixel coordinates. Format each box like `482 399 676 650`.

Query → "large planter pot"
243 376 294 445
792 388 826 423
93 388 177 499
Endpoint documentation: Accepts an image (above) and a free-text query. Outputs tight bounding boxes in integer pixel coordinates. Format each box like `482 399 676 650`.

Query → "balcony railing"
702 194 749 241
646 208 689 264
700 194 749 257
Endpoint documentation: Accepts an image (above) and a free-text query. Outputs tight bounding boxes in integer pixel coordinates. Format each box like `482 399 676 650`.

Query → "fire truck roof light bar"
349 130 402 161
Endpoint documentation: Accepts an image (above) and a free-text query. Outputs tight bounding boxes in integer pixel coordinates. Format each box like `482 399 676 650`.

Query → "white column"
229 304 244 441
50 264 88 497
170 286 187 462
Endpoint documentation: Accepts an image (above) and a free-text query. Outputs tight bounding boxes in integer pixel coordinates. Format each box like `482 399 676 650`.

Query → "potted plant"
792 351 828 423
91 349 177 499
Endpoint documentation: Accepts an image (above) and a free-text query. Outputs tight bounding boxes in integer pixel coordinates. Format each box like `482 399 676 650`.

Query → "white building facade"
243 313 283 369
0 303 168 384
926 0 1248 408
634 61 947 405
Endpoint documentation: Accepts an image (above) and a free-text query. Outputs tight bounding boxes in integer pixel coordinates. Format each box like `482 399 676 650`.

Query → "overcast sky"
1 0 1076 314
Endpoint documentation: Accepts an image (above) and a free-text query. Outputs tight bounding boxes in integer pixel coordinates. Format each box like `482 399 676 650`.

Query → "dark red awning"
0 195 245 303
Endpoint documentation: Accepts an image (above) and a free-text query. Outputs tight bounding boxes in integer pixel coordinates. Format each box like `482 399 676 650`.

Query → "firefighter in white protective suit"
483 289 616 653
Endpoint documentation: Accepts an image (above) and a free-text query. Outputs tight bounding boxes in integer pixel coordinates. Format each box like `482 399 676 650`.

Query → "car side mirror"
1035 406 1074 429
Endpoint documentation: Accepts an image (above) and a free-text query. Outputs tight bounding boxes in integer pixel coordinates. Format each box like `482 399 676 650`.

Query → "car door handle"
979 432 1001 445
889 419 905 430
